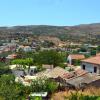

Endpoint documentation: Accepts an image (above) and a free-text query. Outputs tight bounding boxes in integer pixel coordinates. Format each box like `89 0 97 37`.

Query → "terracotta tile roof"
61 69 88 79
75 69 88 76
82 56 100 65
61 73 74 79
36 67 68 78
69 54 85 60
47 67 67 78
66 73 100 87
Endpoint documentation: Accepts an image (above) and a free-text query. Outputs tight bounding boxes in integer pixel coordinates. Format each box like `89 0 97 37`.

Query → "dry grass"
83 86 100 96
51 87 100 100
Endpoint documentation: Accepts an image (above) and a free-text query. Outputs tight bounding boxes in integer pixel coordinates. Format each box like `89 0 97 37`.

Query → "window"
94 67 97 73
82 65 85 70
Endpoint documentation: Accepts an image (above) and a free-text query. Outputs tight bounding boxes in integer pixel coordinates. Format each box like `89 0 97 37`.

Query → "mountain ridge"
0 23 100 44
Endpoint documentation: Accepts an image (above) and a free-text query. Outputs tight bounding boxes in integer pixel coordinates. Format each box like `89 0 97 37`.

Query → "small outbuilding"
67 54 85 65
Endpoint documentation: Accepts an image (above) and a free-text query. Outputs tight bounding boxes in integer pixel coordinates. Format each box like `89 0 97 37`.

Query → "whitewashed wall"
81 62 100 74
67 55 72 65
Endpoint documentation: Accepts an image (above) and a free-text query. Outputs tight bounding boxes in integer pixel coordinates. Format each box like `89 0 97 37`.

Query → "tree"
0 62 11 75
79 47 87 52
35 50 64 67
91 50 96 56
42 40 55 48
97 46 100 52
12 58 33 69
0 74 31 100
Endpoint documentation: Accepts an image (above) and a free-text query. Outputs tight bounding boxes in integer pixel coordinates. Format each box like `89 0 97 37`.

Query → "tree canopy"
35 50 64 67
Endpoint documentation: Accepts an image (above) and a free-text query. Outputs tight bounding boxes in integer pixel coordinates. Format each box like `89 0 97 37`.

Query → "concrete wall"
81 62 100 74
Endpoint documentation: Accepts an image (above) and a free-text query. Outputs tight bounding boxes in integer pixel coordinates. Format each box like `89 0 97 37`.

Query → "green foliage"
36 65 45 72
31 78 58 94
97 46 100 52
11 58 33 68
35 50 64 67
91 50 96 56
0 74 31 100
59 63 67 69
0 62 11 75
42 40 55 47
0 51 12 57
79 47 87 52
73 60 81 66
68 68 74 72
16 50 65 68
85 54 91 58
31 96 42 100
16 49 35 59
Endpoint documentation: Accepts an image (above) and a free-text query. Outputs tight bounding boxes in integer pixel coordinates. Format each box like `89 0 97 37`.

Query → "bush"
31 78 58 94
0 74 31 100
30 96 42 100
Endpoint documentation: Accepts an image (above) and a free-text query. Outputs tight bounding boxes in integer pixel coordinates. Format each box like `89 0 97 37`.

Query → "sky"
0 0 100 26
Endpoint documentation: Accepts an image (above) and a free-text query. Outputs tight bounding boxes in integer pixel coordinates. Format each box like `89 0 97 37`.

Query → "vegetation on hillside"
0 24 100 44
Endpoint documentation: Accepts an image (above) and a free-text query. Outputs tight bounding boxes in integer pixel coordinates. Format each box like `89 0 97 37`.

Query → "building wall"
81 62 100 74
67 55 72 65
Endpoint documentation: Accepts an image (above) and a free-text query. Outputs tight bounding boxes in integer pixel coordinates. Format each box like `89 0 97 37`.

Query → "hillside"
0 23 100 44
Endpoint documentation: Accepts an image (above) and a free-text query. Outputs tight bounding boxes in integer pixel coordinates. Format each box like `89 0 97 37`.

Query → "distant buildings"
18 45 32 52
6 54 17 59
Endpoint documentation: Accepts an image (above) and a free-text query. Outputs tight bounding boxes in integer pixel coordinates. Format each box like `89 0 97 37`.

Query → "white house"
81 56 100 74
67 54 85 65
29 66 37 75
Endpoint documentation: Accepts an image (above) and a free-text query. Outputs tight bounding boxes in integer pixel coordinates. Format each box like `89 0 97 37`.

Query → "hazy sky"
0 0 100 26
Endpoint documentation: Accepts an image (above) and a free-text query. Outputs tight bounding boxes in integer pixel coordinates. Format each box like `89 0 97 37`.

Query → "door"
94 67 97 73
82 65 85 70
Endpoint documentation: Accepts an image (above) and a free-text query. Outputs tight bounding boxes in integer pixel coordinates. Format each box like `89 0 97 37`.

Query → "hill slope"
0 23 100 44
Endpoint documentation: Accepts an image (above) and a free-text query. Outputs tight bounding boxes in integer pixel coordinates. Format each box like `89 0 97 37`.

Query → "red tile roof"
62 73 74 79
69 54 85 60
75 69 88 76
82 56 100 65
61 69 88 79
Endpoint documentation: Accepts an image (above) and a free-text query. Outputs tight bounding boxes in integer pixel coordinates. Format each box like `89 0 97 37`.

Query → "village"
0 0 100 99
0 35 100 100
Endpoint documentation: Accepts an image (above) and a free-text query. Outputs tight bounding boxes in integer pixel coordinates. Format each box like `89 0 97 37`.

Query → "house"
67 54 85 65
9 65 37 76
58 69 100 89
81 56 100 74
29 66 37 75
65 72 100 89
87 79 100 88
